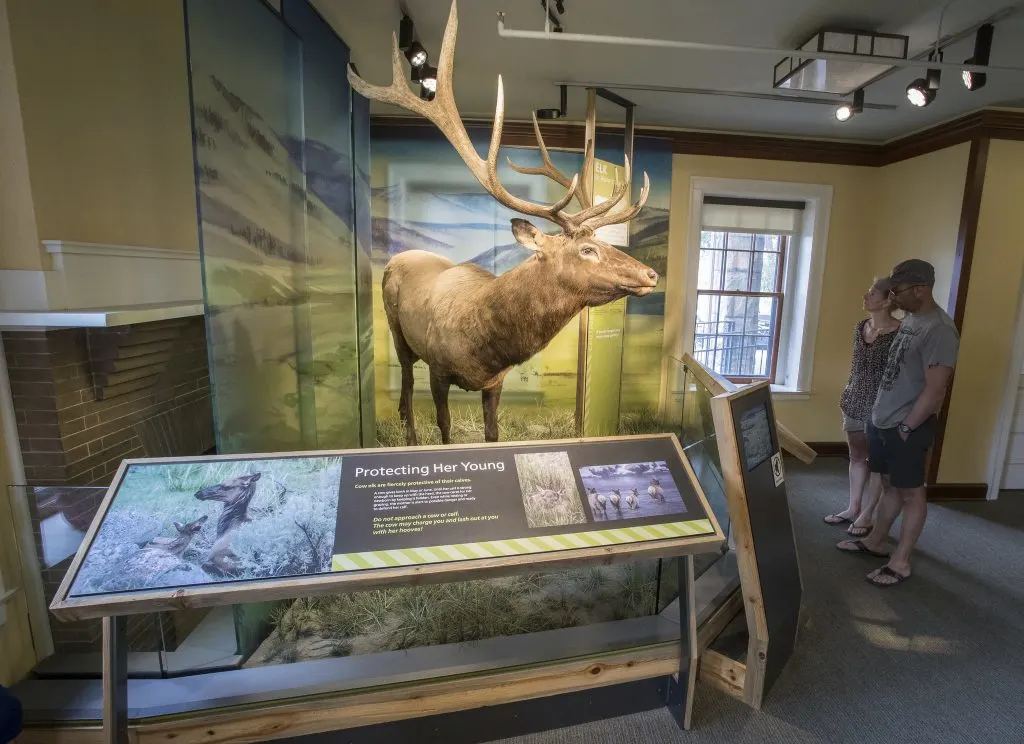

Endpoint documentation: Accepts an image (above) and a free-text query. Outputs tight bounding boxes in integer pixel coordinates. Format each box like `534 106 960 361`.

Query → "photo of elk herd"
578 461 687 522
69 457 342 596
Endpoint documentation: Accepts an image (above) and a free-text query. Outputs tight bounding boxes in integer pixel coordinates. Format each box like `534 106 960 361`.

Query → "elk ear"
510 219 548 252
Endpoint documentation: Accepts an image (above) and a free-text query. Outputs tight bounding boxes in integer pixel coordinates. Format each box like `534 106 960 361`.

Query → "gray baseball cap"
890 258 935 287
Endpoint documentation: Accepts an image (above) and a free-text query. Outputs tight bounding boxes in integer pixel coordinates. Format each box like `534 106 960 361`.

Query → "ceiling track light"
420 85 435 101
420 64 438 93
535 84 568 119
405 40 428 68
398 16 415 51
835 88 864 122
963 23 994 91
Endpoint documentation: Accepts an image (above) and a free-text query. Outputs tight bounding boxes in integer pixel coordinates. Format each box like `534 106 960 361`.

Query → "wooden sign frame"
704 381 803 709
46 433 726 744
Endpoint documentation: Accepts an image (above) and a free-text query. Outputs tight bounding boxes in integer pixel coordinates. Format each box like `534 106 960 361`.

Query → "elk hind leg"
482 385 502 443
388 319 419 446
430 372 452 445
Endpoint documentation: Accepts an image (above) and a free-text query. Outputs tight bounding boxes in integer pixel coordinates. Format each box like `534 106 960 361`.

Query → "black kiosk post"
706 380 803 708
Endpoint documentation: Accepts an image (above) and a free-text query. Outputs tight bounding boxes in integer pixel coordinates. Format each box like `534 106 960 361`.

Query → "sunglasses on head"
888 284 925 297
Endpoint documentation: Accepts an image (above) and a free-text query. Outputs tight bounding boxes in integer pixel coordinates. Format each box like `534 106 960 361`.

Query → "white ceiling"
316 0 1024 142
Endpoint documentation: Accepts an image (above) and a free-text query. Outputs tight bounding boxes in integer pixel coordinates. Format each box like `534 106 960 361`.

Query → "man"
837 258 959 587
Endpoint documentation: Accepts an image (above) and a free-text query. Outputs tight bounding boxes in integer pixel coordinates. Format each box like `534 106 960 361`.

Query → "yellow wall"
5 0 197 258
871 144 971 303
665 155 878 442
0 0 41 270
940 139 1024 483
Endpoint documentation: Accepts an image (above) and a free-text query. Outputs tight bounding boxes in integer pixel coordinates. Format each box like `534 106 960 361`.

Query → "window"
693 197 805 384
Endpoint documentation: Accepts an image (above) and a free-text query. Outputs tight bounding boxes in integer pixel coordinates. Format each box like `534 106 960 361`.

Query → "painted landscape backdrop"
369 133 672 442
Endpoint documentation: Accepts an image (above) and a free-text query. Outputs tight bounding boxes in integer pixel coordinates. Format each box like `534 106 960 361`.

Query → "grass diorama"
70 457 341 596
514 451 588 529
248 561 659 665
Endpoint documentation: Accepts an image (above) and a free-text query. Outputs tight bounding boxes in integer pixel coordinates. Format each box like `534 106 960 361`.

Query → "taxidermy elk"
195 471 262 574
348 0 658 445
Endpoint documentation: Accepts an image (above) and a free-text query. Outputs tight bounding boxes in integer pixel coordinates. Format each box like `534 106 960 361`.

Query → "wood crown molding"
372 108 1024 167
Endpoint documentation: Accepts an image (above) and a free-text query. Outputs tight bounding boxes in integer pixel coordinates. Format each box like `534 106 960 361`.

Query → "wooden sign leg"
665 554 698 730
102 616 128 744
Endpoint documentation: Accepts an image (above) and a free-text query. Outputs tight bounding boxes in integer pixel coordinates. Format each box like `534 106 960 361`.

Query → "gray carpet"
290 460 1024 743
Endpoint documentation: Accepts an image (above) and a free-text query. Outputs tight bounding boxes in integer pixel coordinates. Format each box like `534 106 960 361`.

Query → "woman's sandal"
823 513 853 525
847 523 872 537
866 565 910 587
836 539 890 558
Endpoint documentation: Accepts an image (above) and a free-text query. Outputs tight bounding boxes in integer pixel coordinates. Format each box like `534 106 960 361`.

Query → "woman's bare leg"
832 430 869 520
850 472 882 534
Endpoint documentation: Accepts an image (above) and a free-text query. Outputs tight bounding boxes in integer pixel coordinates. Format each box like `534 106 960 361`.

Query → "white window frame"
683 177 833 397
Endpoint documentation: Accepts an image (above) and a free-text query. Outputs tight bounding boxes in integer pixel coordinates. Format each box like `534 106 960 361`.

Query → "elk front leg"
430 372 452 445
481 385 502 443
399 363 418 446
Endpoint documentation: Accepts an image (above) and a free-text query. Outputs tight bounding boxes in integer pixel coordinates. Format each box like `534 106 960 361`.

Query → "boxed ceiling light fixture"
774 28 909 96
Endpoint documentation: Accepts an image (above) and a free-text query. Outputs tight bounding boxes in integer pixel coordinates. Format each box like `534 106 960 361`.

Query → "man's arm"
902 364 954 433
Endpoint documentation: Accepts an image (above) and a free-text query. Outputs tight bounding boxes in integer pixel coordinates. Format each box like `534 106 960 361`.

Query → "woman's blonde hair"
871 276 894 296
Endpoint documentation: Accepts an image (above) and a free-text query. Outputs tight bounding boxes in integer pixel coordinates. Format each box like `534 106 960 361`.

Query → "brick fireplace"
3 314 215 656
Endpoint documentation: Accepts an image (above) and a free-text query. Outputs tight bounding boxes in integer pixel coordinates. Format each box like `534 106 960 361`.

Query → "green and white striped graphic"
332 519 715 572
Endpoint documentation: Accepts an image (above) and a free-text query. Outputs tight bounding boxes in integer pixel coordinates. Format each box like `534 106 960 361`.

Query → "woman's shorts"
842 413 867 432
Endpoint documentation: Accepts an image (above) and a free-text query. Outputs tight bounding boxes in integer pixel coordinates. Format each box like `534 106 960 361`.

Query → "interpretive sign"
51 434 723 620
711 382 802 706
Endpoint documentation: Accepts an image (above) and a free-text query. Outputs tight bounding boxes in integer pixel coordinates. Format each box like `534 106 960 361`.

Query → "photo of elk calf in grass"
349 0 658 446
68 457 342 596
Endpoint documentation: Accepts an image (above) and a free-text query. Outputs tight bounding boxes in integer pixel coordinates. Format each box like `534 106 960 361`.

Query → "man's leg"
866 419 935 585
867 486 926 584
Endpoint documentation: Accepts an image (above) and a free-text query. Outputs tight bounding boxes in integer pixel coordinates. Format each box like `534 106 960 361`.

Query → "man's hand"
899 428 910 442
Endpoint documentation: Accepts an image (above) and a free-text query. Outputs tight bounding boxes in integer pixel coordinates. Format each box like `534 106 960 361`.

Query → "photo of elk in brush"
579 462 687 522
513 451 587 529
348 0 658 446
68 457 342 596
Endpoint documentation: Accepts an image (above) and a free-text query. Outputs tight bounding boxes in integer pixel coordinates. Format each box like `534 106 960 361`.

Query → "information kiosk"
49 435 725 743
705 381 803 708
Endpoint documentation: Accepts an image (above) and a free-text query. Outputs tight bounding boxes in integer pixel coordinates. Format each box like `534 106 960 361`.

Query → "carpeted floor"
486 459 1024 744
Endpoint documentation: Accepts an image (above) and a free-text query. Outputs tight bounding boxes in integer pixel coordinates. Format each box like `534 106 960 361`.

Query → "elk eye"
580 245 596 256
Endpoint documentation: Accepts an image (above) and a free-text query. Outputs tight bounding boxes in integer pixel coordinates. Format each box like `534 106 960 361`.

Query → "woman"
823 276 900 537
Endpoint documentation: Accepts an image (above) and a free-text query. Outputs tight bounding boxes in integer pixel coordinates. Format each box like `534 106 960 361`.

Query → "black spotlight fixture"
835 88 864 122
962 23 994 91
907 67 941 108
420 85 435 102
405 40 428 68
535 85 568 119
420 64 438 93
398 15 415 50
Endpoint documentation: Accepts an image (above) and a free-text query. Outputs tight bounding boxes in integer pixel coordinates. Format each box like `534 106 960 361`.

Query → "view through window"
694 197 803 383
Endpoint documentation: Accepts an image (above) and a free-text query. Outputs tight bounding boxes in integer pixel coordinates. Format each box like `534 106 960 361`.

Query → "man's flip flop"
823 513 853 525
836 539 890 558
867 565 910 588
847 523 872 537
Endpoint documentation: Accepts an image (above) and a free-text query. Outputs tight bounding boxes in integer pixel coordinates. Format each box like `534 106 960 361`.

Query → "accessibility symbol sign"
771 452 785 487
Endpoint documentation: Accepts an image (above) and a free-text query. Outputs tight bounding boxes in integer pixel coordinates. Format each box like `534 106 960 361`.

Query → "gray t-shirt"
872 306 960 429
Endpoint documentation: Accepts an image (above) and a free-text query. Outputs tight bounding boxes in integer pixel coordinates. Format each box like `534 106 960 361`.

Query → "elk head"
172 515 208 536
348 0 656 292
195 472 262 502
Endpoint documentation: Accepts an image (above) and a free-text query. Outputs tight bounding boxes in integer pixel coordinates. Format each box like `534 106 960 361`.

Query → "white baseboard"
0 241 202 312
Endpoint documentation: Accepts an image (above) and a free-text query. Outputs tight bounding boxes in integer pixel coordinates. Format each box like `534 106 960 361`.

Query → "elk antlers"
347 0 648 236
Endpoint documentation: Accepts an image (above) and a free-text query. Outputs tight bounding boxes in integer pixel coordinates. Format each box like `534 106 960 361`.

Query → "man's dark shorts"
867 416 937 489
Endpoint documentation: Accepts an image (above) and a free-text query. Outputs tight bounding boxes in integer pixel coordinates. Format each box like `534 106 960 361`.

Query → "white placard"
771 451 785 487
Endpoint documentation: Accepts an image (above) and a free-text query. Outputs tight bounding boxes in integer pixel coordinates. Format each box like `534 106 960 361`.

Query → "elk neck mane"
460 252 588 369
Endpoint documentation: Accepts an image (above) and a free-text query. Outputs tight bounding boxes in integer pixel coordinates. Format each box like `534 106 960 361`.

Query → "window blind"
701 196 805 234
